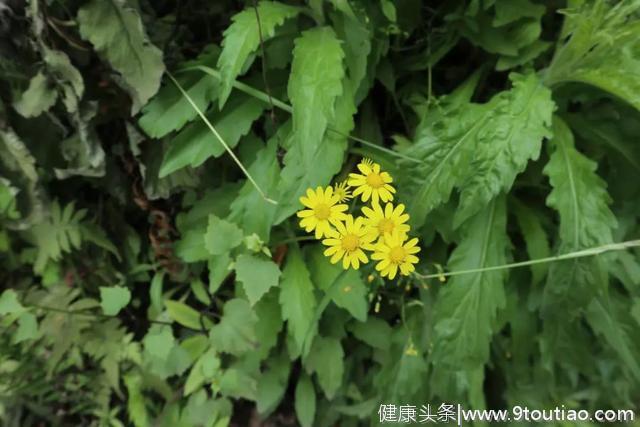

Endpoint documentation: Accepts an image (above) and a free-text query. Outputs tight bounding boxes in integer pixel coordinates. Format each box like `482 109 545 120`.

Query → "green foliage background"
1 0 640 425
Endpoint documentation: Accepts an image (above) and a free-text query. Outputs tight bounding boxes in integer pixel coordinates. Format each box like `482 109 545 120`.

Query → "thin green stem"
176 66 422 164
166 71 277 205
414 239 640 280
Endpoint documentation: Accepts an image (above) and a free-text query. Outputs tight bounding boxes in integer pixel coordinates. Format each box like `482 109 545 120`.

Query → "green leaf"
13 71 58 118
175 225 209 263
276 80 355 222
209 253 232 294
307 245 368 322
431 196 509 370
160 93 266 177
165 300 203 330
228 139 280 241
217 1 300 107
351 317 392 351
305 336 344 399
257 353 291 416
30 201 86 273
512 199 550 284
235 254 281 306
254 289 284 359
586 295 640 382
204 215 243 255
14 312 39 343
77 0 165 114
99 286 131 316
124 373 150 427
288 26 344 164
294 374 316 427
279 246 317 351
209 298 258 355
139 72 218 139
0 289 25 315
398 73 553 228
541 117 617 311
546 2 640 111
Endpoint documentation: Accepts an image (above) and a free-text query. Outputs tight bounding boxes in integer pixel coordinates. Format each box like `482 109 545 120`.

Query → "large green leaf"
77 0 165 113
288 27 344 164
541 117 617 320
279 246 317 352
431 196 509 370
274 26 349 222
217 1 300 107
398 72 553 228
545 1 640 111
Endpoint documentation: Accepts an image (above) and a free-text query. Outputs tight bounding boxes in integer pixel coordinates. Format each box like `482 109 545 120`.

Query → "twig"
414 239 640 280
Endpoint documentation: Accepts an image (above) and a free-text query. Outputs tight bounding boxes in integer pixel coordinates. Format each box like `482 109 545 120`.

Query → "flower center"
314 203 331 220
342 234 360 251
366 173 384 188
378 219 395 235
389 246 406 263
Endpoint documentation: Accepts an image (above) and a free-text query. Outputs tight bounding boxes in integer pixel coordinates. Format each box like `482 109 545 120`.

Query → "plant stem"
414 239 640 280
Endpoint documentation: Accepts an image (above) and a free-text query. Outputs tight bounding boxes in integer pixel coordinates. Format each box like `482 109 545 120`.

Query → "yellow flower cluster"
296 159 420 279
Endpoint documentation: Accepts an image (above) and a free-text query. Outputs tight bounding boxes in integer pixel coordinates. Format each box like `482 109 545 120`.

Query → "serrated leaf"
235 254 280 306
305 336 344 399
276 80 354 222
541 117 617 311
217 1 300 107
294 374 316 427
13 71 58 118
204 215 243 255
160 93 266 177
431 196 509 370
139 72 218 138
209 298 257 355
0 289 24 315
288 27 344 164
165 300 203 330
77 0 165 114
546 2 640 111
279 246 317 351
398 73 553 228
100 286 131 315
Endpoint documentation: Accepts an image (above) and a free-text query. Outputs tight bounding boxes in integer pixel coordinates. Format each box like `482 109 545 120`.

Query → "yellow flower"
334 181 352 202
297 186 348 239
362 202 410 241
348 158 395 204
322 215 376 270
371 231 420 279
